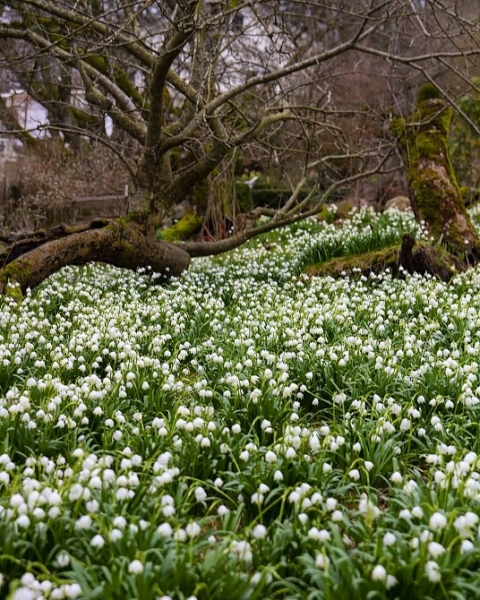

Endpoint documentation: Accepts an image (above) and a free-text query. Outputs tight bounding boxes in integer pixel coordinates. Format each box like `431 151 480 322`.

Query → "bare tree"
0 0 479 293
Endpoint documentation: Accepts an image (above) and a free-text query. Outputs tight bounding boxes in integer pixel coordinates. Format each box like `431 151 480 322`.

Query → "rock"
384 196 411 211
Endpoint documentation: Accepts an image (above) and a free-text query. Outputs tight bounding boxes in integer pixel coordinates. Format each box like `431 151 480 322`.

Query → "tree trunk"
0 220 190 294
392 98 480 260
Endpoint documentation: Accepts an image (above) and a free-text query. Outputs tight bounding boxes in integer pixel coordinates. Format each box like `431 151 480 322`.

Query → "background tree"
0 0 479 293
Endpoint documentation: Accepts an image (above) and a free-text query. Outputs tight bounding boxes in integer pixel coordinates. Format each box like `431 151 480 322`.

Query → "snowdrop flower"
185 522 201 538
425 560 441 582
75 515 92 530
194 487 207 502
157 523 173 538
230 540 253 563
56 552 70 567
91 534 105 549
428 542 445 558
411 506 424 518
16 515 30 528
429 512 447 531
251 524 267 539
315 553 330 568
383 532 396 547
128 559 144 574
325 498 337 511
461 540 474 554
110 529 123 541
265 451 277 463
386 574 398 589
371 565 386 581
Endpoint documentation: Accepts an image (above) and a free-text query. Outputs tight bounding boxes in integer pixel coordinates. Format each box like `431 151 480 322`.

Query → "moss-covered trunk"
392 98 480 259
0 221 190 294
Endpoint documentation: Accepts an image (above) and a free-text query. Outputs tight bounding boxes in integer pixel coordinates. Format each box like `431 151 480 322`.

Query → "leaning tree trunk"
392 97 480 260
0 214 191 296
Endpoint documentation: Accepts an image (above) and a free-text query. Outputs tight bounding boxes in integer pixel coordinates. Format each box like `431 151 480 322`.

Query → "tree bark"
0 221 190 293
392 98 480 260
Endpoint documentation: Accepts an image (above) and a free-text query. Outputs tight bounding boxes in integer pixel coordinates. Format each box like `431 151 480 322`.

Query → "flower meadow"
3 208 480 599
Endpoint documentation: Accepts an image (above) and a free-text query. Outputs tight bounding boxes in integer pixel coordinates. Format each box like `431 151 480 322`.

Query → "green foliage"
295 207 421 274
234 182 253 212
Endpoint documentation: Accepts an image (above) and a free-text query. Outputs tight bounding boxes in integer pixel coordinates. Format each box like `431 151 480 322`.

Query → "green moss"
416 83 441 104
71 107 100 126
83 54 108 73
0 260 31 298
316 205 336 224
392 98 478 254
305 245 400 278
113 67 145 107
157 213 203 242
4 282 23 302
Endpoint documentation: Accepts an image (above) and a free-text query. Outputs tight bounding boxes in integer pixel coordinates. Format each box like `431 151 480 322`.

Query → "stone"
384 196 411 211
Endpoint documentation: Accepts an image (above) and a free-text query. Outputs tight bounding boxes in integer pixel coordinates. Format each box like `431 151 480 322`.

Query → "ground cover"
2 208 480 599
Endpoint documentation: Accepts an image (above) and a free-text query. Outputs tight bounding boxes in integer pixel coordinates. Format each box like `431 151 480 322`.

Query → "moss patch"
157 213 203 242
392 98 479 257
305 245 400 278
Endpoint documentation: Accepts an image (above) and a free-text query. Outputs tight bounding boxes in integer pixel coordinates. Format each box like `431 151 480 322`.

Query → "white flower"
57 552 70 567
194 487 207 502
185 522 201 538
16 515 30 528
325 498 337 511
113 516 127 529
315 553 330 568
265 451 277 463
425 560 441 582
371 565 387 581
386 574 398 589
91 534 105 548
411 506 424 519
348 469 360 481
157 523 173 538
383 532 396 547
230 540 253 563
128 559 144 574
461 540 474 554
273 470 283 481
429 512 447 531
428 542 445 558
252 524 267 539
110 528 123 541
